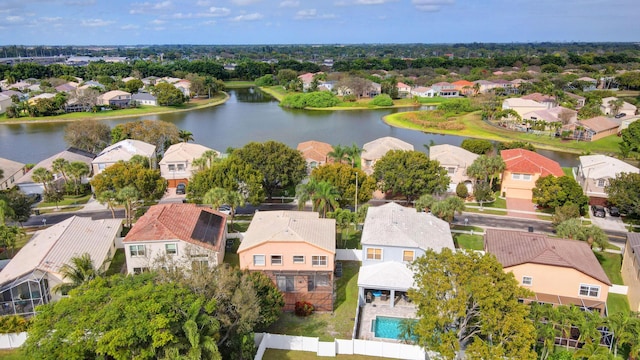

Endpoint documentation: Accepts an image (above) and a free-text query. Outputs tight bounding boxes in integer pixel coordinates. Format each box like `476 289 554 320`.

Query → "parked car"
176 183 186 195
615 113 627 119
608 206 621 217
218 204 232 215
591 205 606 218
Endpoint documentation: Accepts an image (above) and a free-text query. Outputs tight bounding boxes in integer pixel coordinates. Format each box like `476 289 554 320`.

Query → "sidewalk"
80 197 108 212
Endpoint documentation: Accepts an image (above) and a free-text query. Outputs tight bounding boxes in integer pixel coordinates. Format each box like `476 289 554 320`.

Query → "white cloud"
232 0 261 5
121 24 140 30
231 12 263 21
64 0 96 5
154 1 171 9
196 0 212 6
412 0 454 12
209 7 231 16
130 1 172 14
279 0 299 7
151 19 166 25
355 0 394 4
294 9 336 19
40 16 62 22
81 18 115 27
6 16 24 23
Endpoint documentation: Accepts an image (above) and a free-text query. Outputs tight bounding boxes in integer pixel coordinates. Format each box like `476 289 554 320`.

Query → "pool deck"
358 299 416 341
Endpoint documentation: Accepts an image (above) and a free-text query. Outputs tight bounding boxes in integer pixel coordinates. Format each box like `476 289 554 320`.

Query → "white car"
218 205 232 215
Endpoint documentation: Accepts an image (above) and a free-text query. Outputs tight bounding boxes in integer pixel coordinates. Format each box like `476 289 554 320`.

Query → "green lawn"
223 238 240 268
267 261 360 341
466 196 506 209
607 293 631 316
225 81 256 88
562 167 575 178
263 349 389 359
0 349 29 360
105 249 126 276
228 220 250 233
337 229 362 250
451 225 484 232
0 234 32 260
453 233 484 250
462 207 506 216
37 194 91 208
595 252 623 284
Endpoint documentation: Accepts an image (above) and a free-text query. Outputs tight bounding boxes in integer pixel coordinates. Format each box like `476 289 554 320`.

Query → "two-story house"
237 211 336 311
576 155 640 205
357 202 455 308
361 137 414 175
485 229 611 314
429 144 478 193
431 82 458 97
159 142 219 187
97 90 131 108
0 157 27 191
296 140 334 173
622 233 640 312
123 203 227 274
92 139 156 175
500 148 564 200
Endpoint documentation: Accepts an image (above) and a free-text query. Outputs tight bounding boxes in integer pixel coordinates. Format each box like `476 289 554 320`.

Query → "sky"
1 0 639 45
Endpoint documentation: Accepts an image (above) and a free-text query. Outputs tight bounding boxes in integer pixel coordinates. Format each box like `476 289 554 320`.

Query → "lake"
0 87 579 167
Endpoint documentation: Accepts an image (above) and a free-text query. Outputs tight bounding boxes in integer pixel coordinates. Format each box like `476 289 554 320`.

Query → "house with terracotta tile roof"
500 148 564 199
237 211 336 311
521 93 557 109
622 233 640 312
361 137 414 175
451 80 474 95
123 203 227 274
396 82 412 98
0 216 122 317
576 155 639 204
485 229 611 314
296 140 334 172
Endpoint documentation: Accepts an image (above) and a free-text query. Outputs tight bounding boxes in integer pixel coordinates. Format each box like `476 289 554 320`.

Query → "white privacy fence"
0 332 27 349
336 249 362 261
610 284 628 295
254 333 430 360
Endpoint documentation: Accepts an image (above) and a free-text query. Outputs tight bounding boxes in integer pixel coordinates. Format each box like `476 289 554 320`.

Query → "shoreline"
0 92 230 125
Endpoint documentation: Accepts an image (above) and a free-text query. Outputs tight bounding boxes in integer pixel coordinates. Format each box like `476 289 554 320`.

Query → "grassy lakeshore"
0 92 228 125
384 110 622 155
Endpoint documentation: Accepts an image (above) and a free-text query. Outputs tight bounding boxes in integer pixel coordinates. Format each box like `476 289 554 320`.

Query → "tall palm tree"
224 191 245 230
203 187 227 210
295 180 317 211
51 158 69 183
573 342 610 359
51 253 102 295
345 142 363 168
179 129 194 143
96 190 118 219
181 299 220 360
607 311 638 358
31 167 53 193
118 186 140 227
327 145 348 164
311 181 340 218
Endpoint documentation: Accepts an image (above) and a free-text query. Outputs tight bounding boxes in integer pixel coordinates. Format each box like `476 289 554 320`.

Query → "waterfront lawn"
453 233 484 250
225 81 255 88
267 261 360 341
263 349 388 359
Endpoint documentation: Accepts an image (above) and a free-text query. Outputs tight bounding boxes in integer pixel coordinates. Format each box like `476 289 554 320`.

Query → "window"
293 255 305 264
271 255 283 265
522 174 532 181
579 284 600 298
129 245 145 257
366 248 382 260
168 164 176 171
512 173 521 180
447 167 456 175
276 275 294 292
165 243 177 255
253 255 265 266
312 255 328 266
522 276 533 286
597 179 606 187
316 274 330 287
98 163 106 170
177 164 185 172
403 250 415 262
191 260 209 270
133 267 148 274
512 173 532 181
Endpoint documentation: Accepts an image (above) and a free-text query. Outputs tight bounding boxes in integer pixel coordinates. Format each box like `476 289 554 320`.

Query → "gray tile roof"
361 202 454 252
357 261 415 290
16 147 95 184
485 229 611 285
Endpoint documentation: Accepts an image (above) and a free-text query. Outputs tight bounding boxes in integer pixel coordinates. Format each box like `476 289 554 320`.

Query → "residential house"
9 81 31 92
298 72 322 91
600 97 637 116
123 203 227 274
492 79 518 95
521 93 557 109
452 80 474 96
619 116 640 133
576 155 639 205
174 80 191 98
570 117 620 142
565 92 586 109
15 147 95 195
76 81 105 96
97 90 131 108
485 229 611 314
473 80 498 94
0 216 122 317
142 76 159 86
0 157 27 191
410 86 436 98
361 137 414 175
622 233 640 312
522 106 578 125
358 202 454 307
502 98 548 118
431 82 458 97
27 93 55 105
500 148 563 199
131 92 158 106
0 94 11 114
92 139 156 175
396 82 412 98
54 82 78 93
577 77 598 92
1 90 27 102
429 144 479 193
296 140 334 172
237 211 336 311
159 142 218 187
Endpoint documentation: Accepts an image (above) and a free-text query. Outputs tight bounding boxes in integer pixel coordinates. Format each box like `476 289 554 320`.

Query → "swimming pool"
372 316 416 340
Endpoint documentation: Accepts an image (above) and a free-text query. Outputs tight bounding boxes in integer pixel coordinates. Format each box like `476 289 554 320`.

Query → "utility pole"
355 172 358 213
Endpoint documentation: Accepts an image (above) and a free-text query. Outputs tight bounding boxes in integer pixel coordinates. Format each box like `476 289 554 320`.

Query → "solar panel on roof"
191 211 222 246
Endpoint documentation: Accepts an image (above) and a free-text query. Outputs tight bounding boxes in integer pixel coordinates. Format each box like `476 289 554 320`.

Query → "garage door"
505 188 532 199
167 178 188 188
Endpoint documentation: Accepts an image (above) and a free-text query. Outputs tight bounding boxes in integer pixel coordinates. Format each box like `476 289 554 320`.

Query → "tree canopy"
532 175 589 213
409 249 537 360
310 163 376 208
111 119 180 152
373 150 450 203
154 82 186 106
63 120 111 154
90 161 166 202
606 172 640 217
461 139 493 155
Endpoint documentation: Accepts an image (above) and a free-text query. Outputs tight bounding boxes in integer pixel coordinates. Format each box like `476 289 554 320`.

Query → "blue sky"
1 0 638 45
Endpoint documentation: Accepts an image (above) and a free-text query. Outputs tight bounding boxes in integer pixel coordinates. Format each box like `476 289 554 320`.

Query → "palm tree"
66 161 90 195
203 187 228 211
573 342 610 359
96 190 118 219
295 179 318 210
193 150 219 171
608 98 624 116
118 186 140 227
51 158 69 183
179 129 194 143
311 181 340 218
344 142 363 168
180 299 220 360
31 167 53 193
51 253 102 295
224 191 245 230
607 311 638 358
327 145 348 164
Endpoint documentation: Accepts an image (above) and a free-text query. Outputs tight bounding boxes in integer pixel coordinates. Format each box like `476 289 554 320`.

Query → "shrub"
0 315 30 333
456 183 469 199
255 74 276 86
370 94 394 107
342 94 357 102
498 141 536 152
280 92 340 109
294 301 315 317
461 139 493 155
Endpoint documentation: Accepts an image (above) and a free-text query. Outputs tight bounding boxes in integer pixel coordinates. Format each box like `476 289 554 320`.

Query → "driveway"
589 213 627 232
506 197 539 220
158 187 186 204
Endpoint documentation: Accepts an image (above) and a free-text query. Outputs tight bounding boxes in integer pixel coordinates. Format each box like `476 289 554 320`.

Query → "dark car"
591 205 606 218
608 206 621 217
615 113 627 119
176 183 186 195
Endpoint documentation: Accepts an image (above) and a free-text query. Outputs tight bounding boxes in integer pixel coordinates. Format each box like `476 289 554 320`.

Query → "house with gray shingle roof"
485 228 611 314
0 216 122 317
238 211 336 311
131 92 158 106
0 157 27 191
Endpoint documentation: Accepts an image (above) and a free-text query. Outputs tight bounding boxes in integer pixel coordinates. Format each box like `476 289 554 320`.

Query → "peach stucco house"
500 148 564 200
622 233 640 312
238 211 336 311
486 229 611 314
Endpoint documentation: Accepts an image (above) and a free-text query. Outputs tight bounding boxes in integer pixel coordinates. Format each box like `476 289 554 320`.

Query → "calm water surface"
0 88 579 167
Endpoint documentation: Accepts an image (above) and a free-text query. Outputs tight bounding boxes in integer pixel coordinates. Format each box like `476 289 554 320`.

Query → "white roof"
503 98 546 108
238 211 336 253
579 155 640 179
0 216 121 285
429 144 478 168
92 139 155 164
361 202 454 252
362 137 414 161
358 261 415 290
159 143 217 165
16 147 95 184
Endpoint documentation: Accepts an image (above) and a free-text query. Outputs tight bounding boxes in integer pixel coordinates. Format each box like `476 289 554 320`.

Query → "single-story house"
131 92 158 106
570 116 620 142
429 144 478 193
600 97 637 116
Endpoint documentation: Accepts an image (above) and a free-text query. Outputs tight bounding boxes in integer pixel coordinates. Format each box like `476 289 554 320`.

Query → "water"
373 316 416 340
0 88 579 167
